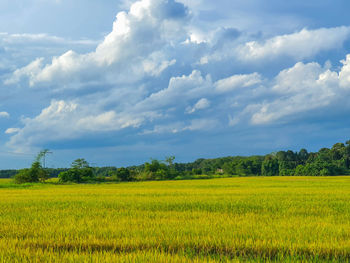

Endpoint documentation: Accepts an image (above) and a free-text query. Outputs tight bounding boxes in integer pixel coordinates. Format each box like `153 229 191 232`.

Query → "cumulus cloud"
5 128 20 134
142 118 218 134
339 54 350 88
249 58 350 125
5 58 44 85
11 48 350 150
135 70 212 111
215 73 262 93
0 112 9 118
202 26 350 65
4 0 350 152
6 0 189 87
186 98 210 114
6 100 158 150
9 3 350 89
142 53 176 77
237 26 350 61
6 68 262 150
0 31 98 84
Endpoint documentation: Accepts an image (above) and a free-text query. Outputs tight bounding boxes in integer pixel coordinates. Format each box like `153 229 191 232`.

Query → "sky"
1 0 350 169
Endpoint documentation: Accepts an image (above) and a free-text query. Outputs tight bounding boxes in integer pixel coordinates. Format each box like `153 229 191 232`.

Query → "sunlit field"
1 177 350 262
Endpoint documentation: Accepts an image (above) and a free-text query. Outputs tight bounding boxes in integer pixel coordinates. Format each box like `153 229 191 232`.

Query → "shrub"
58 158 95 183
14 161 49 184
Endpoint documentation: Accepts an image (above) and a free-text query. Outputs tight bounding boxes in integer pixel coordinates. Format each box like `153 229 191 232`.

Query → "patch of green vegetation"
6 140 350 185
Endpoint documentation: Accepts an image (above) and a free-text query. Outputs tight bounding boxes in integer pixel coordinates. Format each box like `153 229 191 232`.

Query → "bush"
58 158 95 183
58 168 94 183
14 169 33 184
14 161 49 184
117 168 132 181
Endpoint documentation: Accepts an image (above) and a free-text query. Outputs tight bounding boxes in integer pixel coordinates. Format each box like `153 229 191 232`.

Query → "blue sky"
1 0 350 169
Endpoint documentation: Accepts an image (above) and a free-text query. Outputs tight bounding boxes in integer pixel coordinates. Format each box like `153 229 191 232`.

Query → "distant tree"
261 156 279 176
71 158 90 169
222 162 235 175
143 158 180 180
192 168 202 175
58 169 81 183
0 170 17 178
58 158 95 183
331 143 345 161
298 149 309 164
116 168 132 181
165 156 175 167
14 150 50 184
165 156 178 179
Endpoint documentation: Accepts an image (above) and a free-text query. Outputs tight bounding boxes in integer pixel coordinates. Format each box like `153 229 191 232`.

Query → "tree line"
10 140 350 184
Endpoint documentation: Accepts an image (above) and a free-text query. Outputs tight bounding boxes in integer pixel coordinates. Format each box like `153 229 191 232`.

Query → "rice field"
1 177 350 262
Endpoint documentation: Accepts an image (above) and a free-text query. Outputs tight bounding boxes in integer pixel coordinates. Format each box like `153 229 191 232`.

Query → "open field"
1 177 350 262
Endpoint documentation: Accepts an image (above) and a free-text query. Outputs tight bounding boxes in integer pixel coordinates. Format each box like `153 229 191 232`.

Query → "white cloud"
186 98 210 113
0 32 98 78
12 4 350 92
215 73 262 93
6 0 189 87
0 32 97 46
5 58 44 85
5 128 20 134
135 70 212 111
238 26 350 61
142 52 176 76
6 67 263 150
5 0 350 152
201 26 350 65
6 100 157 150
339 54 350 88
142 118 218 134
183 118 218 131
249 61 342 125
142 122 187 134
135 70 262 114
0 112 9 118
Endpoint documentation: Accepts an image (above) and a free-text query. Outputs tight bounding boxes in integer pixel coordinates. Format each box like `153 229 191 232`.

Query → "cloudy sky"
1 0 350 169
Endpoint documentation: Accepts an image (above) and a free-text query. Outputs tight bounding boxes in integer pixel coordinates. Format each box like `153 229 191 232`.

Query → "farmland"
1 177 350 262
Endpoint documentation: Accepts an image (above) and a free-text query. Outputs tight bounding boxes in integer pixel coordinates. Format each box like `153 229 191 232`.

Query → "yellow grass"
1 177 350 262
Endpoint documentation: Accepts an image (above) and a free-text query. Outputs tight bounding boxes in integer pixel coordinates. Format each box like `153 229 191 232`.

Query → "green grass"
0 178 39 189
1 177 350 262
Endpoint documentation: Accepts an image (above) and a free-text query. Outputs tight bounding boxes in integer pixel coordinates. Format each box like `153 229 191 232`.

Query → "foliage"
71 158 90 169
58 158 95 183
111 167 133 182
7 140 350 183
13 169 34 184
142 158 176 180
261 156 279 176
0 170 17 178
13 150 50 184
222 156 263 176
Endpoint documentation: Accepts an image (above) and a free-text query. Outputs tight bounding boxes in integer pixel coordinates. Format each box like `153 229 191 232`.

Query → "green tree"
261 156 279 176
116 168 132 181
165 156 175 167
14 150 50 184
71 158 90 169
143 158 178 180
58 158 95 183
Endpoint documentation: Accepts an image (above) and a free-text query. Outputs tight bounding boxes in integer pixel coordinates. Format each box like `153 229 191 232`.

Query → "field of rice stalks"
1 177 350 262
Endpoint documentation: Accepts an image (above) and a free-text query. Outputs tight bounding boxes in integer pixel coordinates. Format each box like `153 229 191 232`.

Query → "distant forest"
3 140 350 183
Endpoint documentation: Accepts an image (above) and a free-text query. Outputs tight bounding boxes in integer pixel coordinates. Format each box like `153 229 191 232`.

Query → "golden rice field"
1 177 350 262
